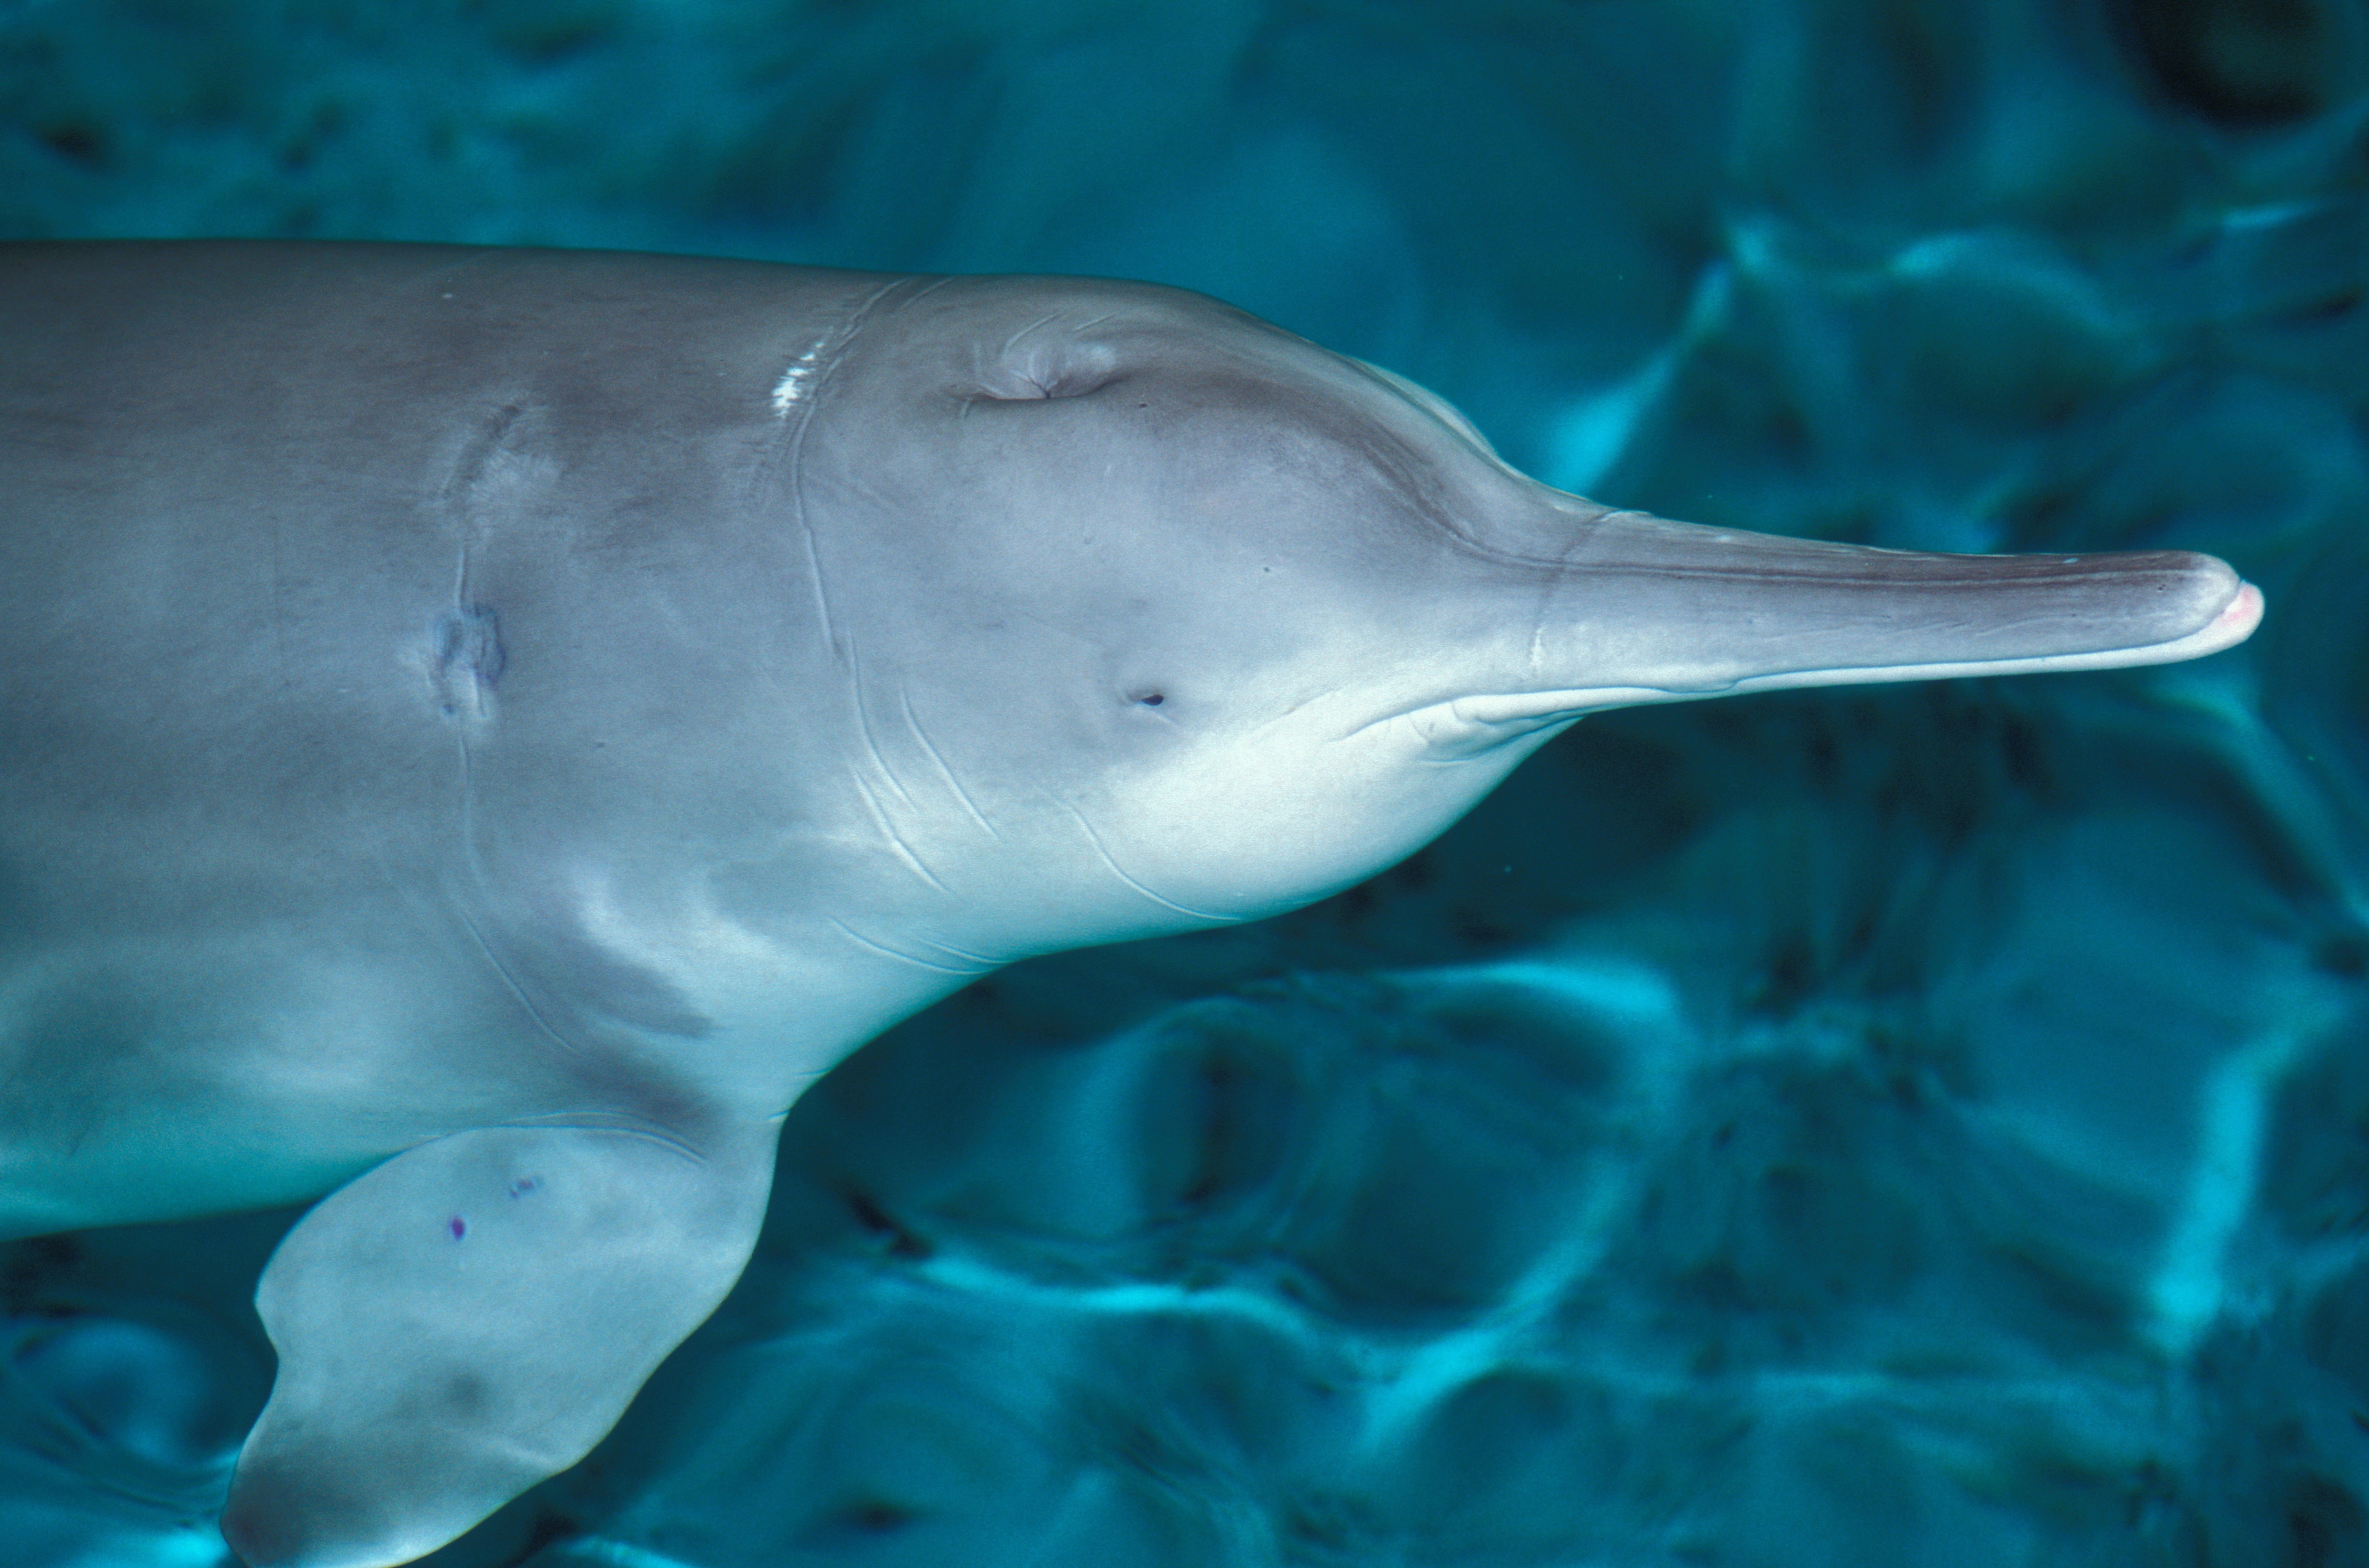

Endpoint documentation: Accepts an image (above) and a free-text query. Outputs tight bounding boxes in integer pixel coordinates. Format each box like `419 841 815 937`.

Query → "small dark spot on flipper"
444 1371 489 1417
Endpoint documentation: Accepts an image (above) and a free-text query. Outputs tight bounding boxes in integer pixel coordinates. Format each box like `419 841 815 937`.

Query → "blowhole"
980 370 1118 401
980 341 1125 401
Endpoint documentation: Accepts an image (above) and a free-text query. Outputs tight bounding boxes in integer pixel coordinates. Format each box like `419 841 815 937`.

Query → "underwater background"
2 0 2366 1563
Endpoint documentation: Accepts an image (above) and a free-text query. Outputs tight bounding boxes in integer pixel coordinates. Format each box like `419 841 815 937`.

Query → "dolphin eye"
1130 690 1166 707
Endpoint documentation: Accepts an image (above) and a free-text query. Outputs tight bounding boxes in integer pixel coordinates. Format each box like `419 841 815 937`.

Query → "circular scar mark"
431 604 505 721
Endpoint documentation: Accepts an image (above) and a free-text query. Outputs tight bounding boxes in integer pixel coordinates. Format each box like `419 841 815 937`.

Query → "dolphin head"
790 276 2261 956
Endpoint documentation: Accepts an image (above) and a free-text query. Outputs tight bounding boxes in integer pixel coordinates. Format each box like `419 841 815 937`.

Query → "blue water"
3 1 2365 1563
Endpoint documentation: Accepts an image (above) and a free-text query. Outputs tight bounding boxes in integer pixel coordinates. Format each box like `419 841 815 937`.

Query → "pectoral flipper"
220 1117 778 1568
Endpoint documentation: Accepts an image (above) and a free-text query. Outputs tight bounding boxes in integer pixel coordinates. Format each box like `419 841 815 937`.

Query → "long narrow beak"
1477 508 2261 716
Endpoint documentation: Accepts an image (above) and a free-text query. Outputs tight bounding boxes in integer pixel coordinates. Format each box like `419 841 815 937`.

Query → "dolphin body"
0 241 2260 1566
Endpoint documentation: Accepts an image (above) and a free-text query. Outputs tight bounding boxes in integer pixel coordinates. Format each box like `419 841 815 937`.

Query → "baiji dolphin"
0 241 2260 1566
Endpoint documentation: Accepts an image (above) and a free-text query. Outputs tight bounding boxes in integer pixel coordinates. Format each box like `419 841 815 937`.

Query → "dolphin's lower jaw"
0 240 2262 1568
